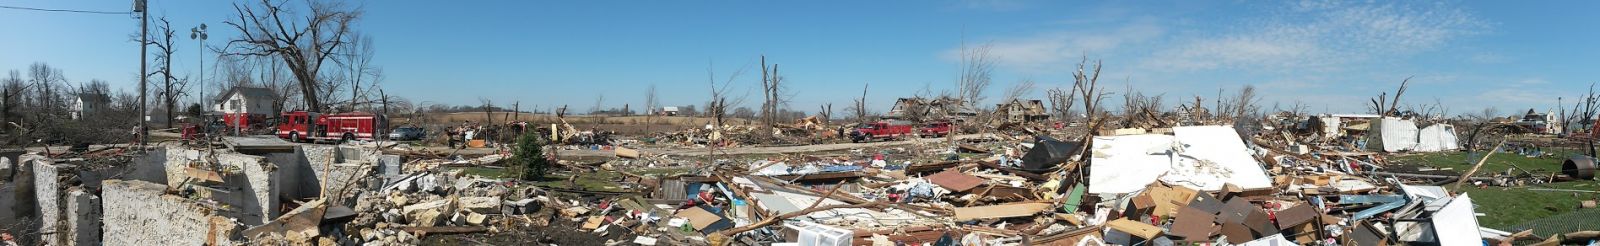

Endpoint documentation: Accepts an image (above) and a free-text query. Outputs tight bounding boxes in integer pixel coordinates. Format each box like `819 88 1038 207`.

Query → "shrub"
512 134 549 180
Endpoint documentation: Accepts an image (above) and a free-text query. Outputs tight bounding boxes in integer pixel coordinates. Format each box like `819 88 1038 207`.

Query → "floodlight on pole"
192 23 208 122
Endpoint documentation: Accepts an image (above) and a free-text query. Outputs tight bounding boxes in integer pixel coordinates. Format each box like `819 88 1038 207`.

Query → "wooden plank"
953 202 1052 221
925 170 984 192
1106 218 1163 239
614 147 640 159
185 167 225 183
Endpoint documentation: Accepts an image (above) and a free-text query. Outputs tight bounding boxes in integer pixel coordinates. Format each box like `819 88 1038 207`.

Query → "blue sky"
2 0 1597 115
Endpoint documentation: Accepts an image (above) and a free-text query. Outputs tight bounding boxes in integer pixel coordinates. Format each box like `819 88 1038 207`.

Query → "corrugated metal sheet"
659 179 687 200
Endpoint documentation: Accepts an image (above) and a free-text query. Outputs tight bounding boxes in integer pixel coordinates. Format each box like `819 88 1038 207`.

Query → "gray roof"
215 86 275 103
78 92 111 104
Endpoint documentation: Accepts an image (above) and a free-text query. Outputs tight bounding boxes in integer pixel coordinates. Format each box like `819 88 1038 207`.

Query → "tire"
341 133 355 143
289 132 300 143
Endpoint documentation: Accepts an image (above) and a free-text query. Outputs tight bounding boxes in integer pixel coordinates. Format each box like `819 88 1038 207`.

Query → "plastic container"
791 221 852 246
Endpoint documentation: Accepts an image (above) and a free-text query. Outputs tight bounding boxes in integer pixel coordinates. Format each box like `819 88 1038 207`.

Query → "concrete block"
459 197 501 214
466 212 488 225
410 209 444 227
402 198 454 216
66 189 101 246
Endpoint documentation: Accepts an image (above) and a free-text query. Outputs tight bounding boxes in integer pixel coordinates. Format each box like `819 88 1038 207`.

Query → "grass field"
1388 150 1600 230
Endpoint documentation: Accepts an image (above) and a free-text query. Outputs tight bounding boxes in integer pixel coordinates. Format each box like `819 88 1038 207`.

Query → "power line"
0 5 131 15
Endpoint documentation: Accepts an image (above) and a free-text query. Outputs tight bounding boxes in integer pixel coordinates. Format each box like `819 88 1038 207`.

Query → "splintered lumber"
716 183 886 237
1454 139 1506 190
395 226 488 236
1107 218 1164 239
953 202 1053 221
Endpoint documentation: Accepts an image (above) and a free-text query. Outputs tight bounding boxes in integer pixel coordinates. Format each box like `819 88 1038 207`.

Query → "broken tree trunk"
1453 139 1507 190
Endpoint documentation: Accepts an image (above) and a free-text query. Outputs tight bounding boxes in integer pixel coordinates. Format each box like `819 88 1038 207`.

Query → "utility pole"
135 0 149 148
191 23 208 117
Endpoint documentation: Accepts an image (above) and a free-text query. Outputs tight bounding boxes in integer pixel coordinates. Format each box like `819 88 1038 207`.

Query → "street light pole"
135 0 148 148
191 24 207 118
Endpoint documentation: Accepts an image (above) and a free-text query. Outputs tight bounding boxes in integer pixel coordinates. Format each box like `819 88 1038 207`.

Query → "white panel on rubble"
1320 116 1343 138
1171 126 1274 191
1369 117 1420 152
1415 124 1460 152
1088 134 1177 194
1432 193 1482 246
1240 234 1296 246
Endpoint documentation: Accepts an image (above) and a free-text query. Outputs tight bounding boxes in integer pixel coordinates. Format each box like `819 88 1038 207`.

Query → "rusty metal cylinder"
1564 156 1597 180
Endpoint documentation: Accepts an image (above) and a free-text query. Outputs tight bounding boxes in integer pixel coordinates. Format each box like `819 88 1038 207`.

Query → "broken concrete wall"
0 183 19 236
265 147 320 201
148 147 280 226
66 188 100 246
6 156 38 245
28 155 66 245
266 145 370 206
215 152 279 226
101 179 236 246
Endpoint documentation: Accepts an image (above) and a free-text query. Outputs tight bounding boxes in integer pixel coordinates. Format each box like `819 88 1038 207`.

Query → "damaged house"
885 96 976 122
993 99 1049 124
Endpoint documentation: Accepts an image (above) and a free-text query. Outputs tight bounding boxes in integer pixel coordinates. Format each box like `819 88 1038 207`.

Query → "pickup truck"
850 121 913 142
918 121 952 137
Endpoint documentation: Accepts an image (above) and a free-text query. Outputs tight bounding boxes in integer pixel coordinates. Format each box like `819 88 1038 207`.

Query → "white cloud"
1514 78 1548 85
1467 52 1509 64
947 21 1164 73
1143 1 1488 71
1475 88 1551 105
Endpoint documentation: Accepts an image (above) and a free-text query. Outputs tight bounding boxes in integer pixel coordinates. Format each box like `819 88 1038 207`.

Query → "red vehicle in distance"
276 111 386 143
850 120 914 143
918 121 952 138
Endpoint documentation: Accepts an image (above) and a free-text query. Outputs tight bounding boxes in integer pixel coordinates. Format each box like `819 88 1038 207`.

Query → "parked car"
388 126 426 141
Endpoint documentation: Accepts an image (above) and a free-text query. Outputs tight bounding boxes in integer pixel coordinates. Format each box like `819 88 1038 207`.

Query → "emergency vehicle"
276 111 386 143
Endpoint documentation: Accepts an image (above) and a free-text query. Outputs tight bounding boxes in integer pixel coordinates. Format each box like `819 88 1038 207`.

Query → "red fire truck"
850 120 914 143
276 111 386 143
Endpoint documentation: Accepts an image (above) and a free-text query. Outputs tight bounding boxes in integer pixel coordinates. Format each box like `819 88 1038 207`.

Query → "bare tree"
958 43 996 111
1563 83 1599 136
1001 79 1036 103
148 17 190 128
28 62 68 114
1119 83 1167 128
1045 86 1077 121
338 32 381 111
705 61 747 128
1073 57 1108 124
643 84 659 116
1368 77 1412 116
757 55 797 135
850 83 870 122
589 93 605 115
1220 84 1260 120
222 0 361 112
818 103 832 125
1 70 31 133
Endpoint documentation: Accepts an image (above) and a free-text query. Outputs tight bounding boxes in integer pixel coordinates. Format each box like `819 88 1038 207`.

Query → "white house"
213 86 276 116
70 92 111 120
661 106 680 116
